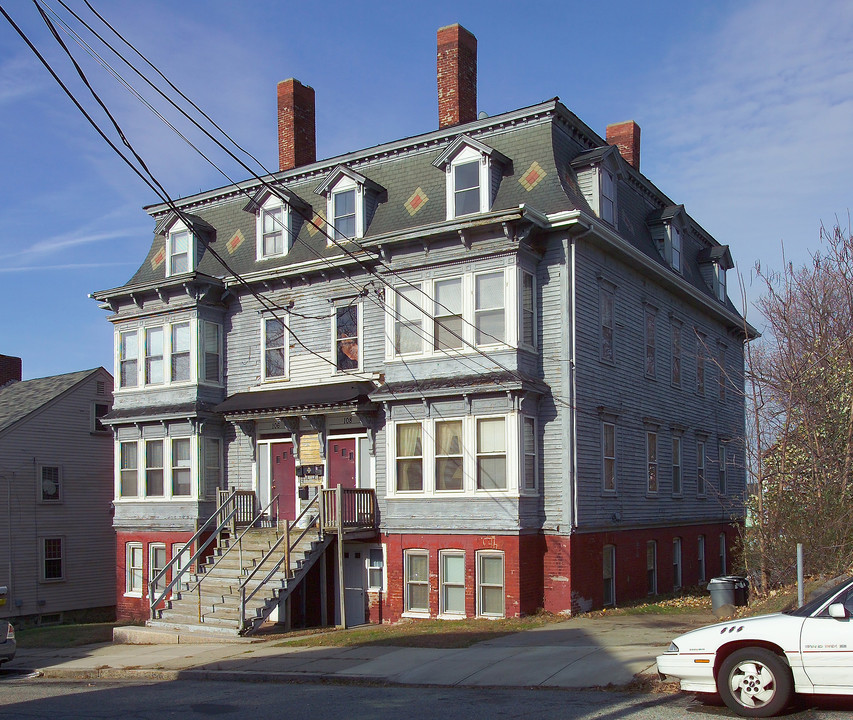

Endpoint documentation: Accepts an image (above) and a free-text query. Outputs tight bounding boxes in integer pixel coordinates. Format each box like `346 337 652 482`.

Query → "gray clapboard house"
92 24 751 632
0 358 115 624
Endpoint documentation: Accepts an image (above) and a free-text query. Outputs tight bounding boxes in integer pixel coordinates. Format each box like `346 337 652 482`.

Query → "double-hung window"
434 278 463 351
170 322 190 382
119 331 138 388
263 318 287 380
603 545 615 606
600 168 615 225
435 420 463 491
149 543 166 590
672 436 682 495
171 439 192 496
145 440 164 496
522 417 536 491
671 225 682 272
477 552 504 617
440 551 466 616
602 422 616 492
719 533 727 574
169 229 190 275
394 285 423 355
476 417 506 490
332 187 357 240
718 443 728 495
200 321 221 384
453 160 480 217
698 535 706 583
715 262 727 302
367 548 384 591
126 543 143 595
404 550 429 613
646 431 658 494
42 538 64 581
40 465 62 503
145 328 164 385
396 423 423 492
335 305 360 372
646 541 657 595
203 438 222 499
673 538 682 590
262 204 285 257
120 441 138 497
474 272 505 345
520 271 535 349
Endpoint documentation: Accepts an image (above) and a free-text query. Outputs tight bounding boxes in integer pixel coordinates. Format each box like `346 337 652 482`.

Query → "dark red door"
328 438 357 489
271 443 296 521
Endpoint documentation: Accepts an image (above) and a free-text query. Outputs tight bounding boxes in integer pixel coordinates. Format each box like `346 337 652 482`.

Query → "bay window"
119 331 138 388
476 417 506 490
145 440 164 496
171 438 192 496
120 441 138 497
396 423 423 492
171 322 190 382
434 278 463 351
474 272 505 345
394 285 423 355
435 420 463 491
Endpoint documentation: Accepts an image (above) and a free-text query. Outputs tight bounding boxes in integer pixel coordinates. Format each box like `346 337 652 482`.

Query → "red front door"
271 443 296 521
328 438 357 489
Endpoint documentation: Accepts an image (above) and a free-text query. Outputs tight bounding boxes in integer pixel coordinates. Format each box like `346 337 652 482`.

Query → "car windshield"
785 576 852 617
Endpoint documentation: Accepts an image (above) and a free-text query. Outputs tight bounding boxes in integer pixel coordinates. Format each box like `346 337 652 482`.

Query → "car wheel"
717 647 793 718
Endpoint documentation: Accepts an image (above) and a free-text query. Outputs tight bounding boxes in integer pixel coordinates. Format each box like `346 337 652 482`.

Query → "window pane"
408 583 429 611
454 161 480 216
120 442 138 497
480 555 503 585
522 272 534 346
477 418 505 453
407 553 428 581
336 305 359 371
435 420 463 491
434 278 463 350
146 441 164 496
395 286 422 354
203 322 221 383
444 585 465 614
172 439 191 496
265 319 286 377
335 188 356 216
475 273 503 308
443 554 465 584
455 161 479 191
475 273 504 344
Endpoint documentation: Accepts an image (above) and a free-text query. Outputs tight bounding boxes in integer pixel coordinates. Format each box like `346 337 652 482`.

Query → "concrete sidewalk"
3 612 714 689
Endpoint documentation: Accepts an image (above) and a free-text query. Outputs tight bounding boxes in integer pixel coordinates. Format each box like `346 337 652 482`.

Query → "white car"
657 576 853 718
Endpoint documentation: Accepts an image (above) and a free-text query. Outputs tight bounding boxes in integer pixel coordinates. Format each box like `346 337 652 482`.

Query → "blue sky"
1 0 852 379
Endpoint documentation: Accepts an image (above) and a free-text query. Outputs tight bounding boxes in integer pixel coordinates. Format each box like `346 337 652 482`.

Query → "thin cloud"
0 53 47 104
0 229 140 263
0 261 132 273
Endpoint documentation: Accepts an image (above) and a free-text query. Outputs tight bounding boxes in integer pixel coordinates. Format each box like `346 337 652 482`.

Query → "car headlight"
667 641 679 653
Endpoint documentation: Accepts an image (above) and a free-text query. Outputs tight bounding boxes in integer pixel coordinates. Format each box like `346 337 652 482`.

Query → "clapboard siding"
0 369 115 619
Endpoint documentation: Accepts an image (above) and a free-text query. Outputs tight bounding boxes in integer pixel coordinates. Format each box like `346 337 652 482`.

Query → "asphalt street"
0 678 852 720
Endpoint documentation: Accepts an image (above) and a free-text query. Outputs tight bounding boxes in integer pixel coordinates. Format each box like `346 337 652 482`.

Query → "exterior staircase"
149 526 331 635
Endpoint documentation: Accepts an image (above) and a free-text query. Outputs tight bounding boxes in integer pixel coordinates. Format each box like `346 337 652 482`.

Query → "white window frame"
672 435 682 496
367 547 385 591
144 326 164 385
445 145 491 219
200 321 222 385
476 415 507 491
439 550 466 617
519 269 536 351
92 401 110 433
646 540 657 595
41 536 64 582
256 194 290 259
476 550 505 618
521 416 537 492
145 439 165 497
118 440 139 498
118 329 138 389
332 301 362 374
646 431 658 494
404 549 430 616
599 167 615 225
603 544 615 607
602 422 616 493
391 283 425 357
171 437 193 497
673 537 682 590
474 270 506 347
395 422 424 493
126 542 143 597
326 175 362 241
261 316 289 381
435 419 464 493
433 276 464 352
38 464 62 504
697 440 707 496
149 543 167 590
169 321 191 383
698 535 706 583
166 220 194 277
172 541 193 581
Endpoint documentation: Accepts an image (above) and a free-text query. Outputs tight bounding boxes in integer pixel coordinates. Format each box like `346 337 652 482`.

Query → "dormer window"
169 227 191 275
715 263 727 302
433 135 509 221
647 205 685 274
244 186 306 261
315 166 384 243
571 146 621 229
697 245 734 304
671 225 682 273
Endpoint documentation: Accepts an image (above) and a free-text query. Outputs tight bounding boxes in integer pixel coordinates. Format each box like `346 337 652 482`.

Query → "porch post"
336 484 346 629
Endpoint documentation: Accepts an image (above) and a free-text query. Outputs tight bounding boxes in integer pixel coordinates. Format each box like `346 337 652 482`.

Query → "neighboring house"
93 25 751 629
0 357 115 624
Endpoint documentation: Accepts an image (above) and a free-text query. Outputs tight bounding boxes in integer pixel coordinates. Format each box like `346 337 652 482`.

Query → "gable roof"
0 368 103 436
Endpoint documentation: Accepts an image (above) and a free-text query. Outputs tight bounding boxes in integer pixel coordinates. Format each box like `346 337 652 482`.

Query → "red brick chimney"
0 354 22 387
606 121 641 171
278 78 316 172
437 24 477 129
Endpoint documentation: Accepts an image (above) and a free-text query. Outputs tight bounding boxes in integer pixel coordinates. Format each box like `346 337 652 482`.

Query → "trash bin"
709 575 749 611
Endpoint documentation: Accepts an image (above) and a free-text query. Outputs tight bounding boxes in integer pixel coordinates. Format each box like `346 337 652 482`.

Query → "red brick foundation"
115 530 202 622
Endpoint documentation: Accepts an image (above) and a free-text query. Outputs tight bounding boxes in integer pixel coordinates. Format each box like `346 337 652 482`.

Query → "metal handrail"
148 488 239 618
185 495 280 597
239 494 322 631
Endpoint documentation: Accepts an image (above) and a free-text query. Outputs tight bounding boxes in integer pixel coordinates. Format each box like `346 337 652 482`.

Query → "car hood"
670 613 793 649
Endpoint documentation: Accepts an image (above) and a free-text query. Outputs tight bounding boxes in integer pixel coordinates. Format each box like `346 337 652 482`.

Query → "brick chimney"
277 78 316 172
437 24 477 129
606 121 641 171
0 354 22 387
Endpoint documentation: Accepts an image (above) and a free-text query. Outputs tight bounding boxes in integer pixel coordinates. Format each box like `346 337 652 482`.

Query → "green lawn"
14 622 122 649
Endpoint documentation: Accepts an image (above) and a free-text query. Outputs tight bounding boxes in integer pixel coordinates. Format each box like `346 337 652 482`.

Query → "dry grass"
582 588 712 618
15 622 122 648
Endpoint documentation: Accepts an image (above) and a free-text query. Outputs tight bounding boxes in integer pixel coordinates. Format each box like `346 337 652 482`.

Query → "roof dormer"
698 245 734 304
243 186 309 260
571 145 622 228
433 135 509 221
647 204 687 274
153 212 214 277
315 165 384 243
